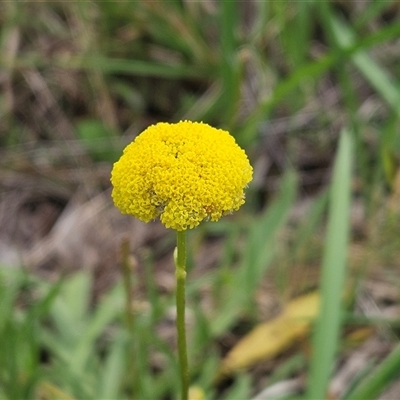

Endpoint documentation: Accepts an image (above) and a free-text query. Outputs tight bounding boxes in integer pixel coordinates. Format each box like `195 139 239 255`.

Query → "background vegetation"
1 1 400 399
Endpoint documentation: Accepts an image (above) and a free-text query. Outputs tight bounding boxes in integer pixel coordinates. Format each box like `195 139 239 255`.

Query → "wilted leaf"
219 291 319 376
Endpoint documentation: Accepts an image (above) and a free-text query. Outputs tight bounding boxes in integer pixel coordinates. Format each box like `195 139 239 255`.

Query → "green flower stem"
175 230 189 400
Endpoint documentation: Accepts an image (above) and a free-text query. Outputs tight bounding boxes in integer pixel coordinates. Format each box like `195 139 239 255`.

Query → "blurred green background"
1 1 400 399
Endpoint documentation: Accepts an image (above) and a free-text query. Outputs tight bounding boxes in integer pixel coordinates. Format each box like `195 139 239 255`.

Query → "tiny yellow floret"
111 121 253 231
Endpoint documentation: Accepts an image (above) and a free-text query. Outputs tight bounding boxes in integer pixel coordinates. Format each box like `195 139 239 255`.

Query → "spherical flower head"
111 121 253 231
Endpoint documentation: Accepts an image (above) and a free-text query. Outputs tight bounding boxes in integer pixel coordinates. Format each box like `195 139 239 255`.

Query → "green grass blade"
329 15 400 117
219 0 240 126
97 331 129 399
49 272 92 346
241 170 297 298
0 268 24 334
292 190 329 258
355 1 395 29
238 19 400 146
306 128 353 399
221 374 252 400
211 170 297 336
72 283 125 373
0 54 215 80
40 329 75 365
280 1 313 68
380 114 400 186
345 343 400 400
317 3 368 186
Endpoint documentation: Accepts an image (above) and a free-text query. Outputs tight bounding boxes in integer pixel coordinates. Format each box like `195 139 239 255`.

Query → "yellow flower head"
111 121 253 231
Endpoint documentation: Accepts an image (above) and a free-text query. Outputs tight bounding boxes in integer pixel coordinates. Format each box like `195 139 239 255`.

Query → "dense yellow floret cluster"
111 121 253 231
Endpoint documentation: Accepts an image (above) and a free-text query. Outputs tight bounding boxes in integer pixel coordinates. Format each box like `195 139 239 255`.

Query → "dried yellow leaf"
219 291 320 376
